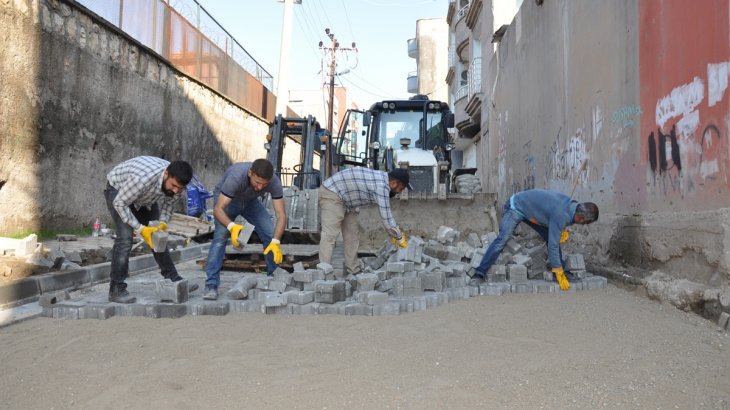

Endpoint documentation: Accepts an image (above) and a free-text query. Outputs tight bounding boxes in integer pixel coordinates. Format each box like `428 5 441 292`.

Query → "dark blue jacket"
510 189 578 269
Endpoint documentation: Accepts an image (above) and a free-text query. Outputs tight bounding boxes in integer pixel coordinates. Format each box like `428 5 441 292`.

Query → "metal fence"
468 57 481 100
76 0 274 102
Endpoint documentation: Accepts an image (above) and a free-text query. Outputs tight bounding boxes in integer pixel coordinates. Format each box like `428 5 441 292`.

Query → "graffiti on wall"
545 126 589 185
612 104 642 128
646 64 728 197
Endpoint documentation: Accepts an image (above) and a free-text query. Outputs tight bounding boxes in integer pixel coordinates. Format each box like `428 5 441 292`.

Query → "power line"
349 69 397 97
339 0 357 42
313 0 334 33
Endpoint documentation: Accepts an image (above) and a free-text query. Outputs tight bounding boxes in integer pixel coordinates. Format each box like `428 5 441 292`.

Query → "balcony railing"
407 38 418 58
468 57 482 99
456 84 468 101
77 0 274 91
407 71 418 94
457 3 470 21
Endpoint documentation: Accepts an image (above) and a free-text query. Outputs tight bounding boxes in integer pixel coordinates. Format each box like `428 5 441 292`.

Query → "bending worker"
319 167 411 275
473 188 599 290
104 156 194 303
203 159 286 300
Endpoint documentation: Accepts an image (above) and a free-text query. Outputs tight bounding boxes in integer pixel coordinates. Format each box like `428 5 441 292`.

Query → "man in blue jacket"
473 189 599 290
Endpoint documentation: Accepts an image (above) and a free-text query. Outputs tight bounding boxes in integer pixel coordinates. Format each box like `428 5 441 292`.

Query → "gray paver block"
565 254 586 271
189 302 230 316
262 292 286 307
293 261 305 272
718 312 730 330
512 254 532 266
150 303 187 319
156 279 189 303
533 280 557 293
372 301 401 316
37 269 90 293
479 283 510 296
291 303 319 315
236 221 256 247
511 283 532 294
316 262 334 275
314 280 346 303
229 300 262 313
446 276 466 288
343 302 372 316
467 232 482 248
355 273 379 291
268 280 287 293
285 290 314 305
151 230 169 252
273 269 293 285
507 265 529 284
583 275 607 290
356 291 389 305
262 305 292 314
420 271 445 292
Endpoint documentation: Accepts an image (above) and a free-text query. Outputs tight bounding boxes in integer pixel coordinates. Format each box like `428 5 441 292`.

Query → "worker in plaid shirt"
319 167 411 275
104 156 194 303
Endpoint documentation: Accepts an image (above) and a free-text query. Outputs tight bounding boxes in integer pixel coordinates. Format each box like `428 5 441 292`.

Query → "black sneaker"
108 289 137 303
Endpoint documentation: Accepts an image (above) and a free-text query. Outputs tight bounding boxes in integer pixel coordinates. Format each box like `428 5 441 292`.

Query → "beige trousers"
318 187 360 273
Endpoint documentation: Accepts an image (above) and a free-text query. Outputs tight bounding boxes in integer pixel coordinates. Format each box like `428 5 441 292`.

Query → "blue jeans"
104 183 179 291
475 200 563 277
204 196 277 289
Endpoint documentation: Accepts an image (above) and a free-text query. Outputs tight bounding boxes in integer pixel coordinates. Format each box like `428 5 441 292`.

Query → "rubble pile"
453 174 481 194
41 225 607 319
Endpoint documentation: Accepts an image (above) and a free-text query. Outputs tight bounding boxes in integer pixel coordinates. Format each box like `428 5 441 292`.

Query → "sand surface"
1 285 728 409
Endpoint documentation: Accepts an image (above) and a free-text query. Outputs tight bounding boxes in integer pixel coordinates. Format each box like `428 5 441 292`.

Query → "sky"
198 0 449 109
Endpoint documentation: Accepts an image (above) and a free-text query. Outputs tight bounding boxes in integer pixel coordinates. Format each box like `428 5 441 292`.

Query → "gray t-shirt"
215 162 284 202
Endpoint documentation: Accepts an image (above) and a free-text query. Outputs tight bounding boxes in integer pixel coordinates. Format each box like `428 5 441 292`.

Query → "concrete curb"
0 243 209 327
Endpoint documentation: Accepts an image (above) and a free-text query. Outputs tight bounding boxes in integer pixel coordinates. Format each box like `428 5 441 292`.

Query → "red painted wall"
638 0 730 209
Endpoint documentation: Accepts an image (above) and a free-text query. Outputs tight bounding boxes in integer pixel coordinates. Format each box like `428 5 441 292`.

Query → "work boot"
202 287 218 300
108 288 136 304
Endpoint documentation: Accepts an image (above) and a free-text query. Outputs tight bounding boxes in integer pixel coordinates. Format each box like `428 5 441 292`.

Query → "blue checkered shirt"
107 156 183 230
322 167 401 238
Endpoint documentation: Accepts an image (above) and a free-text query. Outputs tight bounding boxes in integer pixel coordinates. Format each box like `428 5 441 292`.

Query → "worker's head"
162 160 193 197
573 202 599 225
388 169 413 198
248 159 274 192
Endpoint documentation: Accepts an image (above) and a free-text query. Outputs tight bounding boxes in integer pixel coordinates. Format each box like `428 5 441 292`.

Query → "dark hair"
166 160 193 185
576 202 599 223
251 158 274 180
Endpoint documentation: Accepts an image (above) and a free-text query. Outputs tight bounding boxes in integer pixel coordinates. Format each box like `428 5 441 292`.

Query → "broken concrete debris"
43 225 607 320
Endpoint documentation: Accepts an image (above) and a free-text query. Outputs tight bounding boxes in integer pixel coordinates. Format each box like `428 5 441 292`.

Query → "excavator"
265 96 496 248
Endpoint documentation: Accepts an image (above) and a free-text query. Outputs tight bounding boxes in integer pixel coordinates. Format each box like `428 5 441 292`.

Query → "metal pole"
326 38 336 178
275 0 295 117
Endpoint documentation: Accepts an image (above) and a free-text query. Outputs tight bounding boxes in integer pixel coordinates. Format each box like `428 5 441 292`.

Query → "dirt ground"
0 285 728 409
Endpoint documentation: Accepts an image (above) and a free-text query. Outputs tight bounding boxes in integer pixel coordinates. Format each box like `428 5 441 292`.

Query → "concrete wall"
0 0 278 234
416 18 449 102
481 0 730 284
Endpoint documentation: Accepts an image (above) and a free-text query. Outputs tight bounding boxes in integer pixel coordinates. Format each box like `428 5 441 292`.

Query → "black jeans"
104 183 178 291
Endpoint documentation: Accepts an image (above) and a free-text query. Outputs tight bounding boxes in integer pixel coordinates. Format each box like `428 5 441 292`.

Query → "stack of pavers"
41 225 607 319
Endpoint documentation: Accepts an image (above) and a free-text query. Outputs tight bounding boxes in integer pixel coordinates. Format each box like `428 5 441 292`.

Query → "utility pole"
319 28 356 177
275 0 301 117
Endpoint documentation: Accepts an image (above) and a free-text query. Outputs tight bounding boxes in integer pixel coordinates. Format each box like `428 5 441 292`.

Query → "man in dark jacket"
473 189 599 290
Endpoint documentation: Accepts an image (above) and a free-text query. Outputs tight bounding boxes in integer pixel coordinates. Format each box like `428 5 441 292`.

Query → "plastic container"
92 216 101 237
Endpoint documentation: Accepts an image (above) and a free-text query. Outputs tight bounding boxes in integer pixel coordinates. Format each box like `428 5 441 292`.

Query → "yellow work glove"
391 233 408 249
157 222 168 232
552 267 571 291
138 225 159 249
263 239 283 264
228 223 244 248
559 229 569 244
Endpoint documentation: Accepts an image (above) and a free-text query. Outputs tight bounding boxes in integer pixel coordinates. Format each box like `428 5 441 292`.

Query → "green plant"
8 226 93 241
